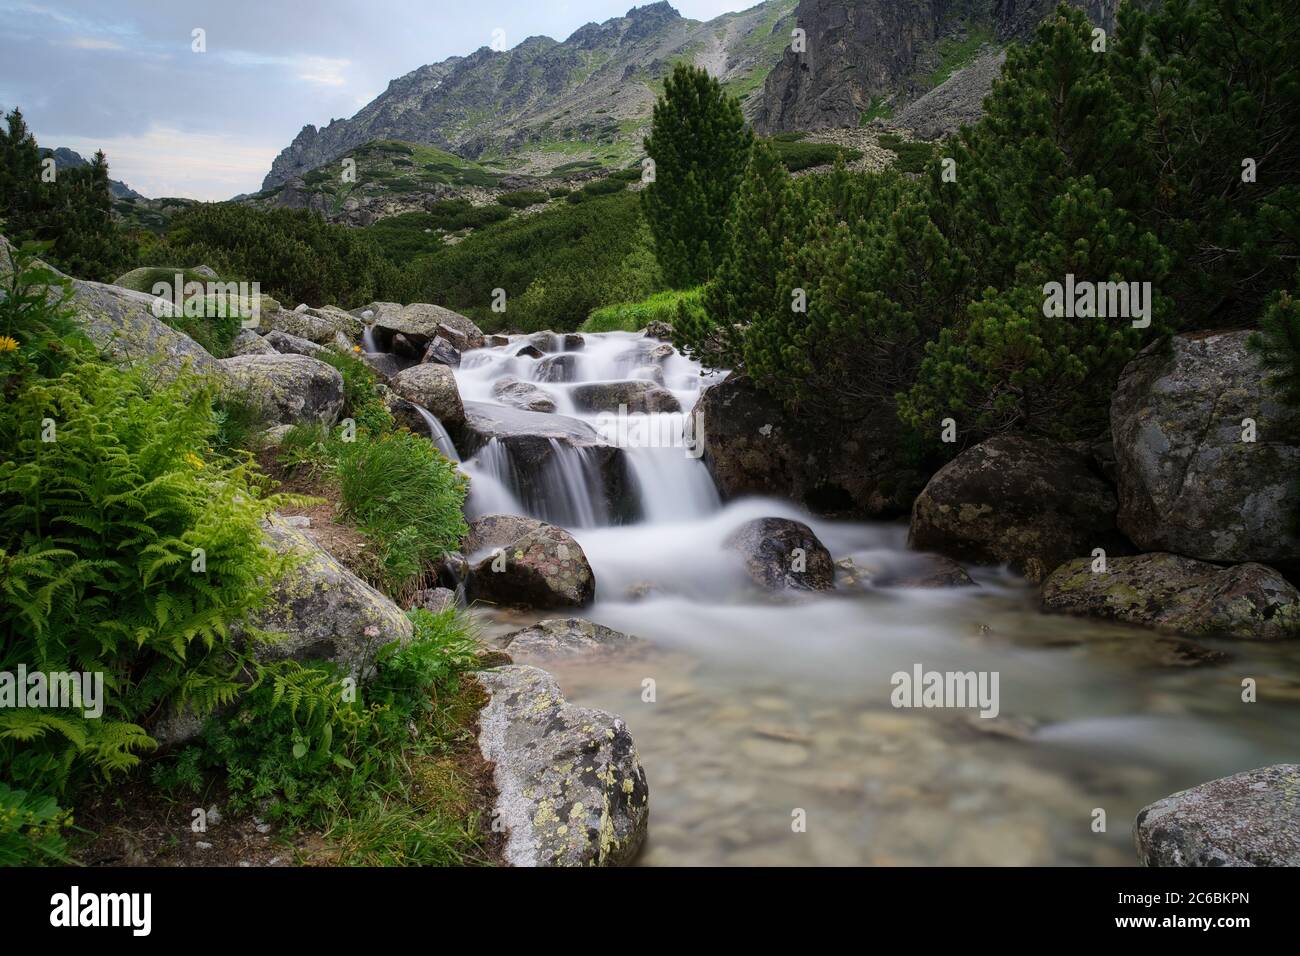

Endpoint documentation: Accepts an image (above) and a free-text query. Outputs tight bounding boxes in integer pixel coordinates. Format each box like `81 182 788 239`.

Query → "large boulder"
492 378 557 413
534 353 583 383
358 351 412 383
264 328 329 358
459 402 632 520
390 363 465 428
570 381 681 414
1042 553 1300 641
1134 765 1300 866
693 375 923 517
422 336 461 368
464 515 595 609
263 305 359 345
476 665 648 866
724 517 835 592
500 618 642 662
1112 331 1300 566
230 329 276 357
374 303 484 352
250 517 414 680
909 434 1126 583
219 354 344 426
0 235 221 381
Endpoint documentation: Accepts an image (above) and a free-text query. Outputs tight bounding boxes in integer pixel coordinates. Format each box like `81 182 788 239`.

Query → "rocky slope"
262 0 797 188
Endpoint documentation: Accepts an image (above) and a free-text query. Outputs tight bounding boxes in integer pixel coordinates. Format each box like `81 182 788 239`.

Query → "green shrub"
547 186 571 198
496 189 549 208
766 138 864 172
315 348 395 435
878 133 936 175
0 782 73 866
0 240 91 381
421 200 512 232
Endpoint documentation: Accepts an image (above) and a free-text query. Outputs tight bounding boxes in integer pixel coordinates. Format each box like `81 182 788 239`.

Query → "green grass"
583 287 703 333
860 96 894 125
926 26 994 89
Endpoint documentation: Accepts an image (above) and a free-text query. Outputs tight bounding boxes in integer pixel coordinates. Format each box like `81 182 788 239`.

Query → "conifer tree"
642 63 752 288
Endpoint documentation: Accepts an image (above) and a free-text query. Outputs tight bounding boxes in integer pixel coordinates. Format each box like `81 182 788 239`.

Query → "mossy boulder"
263 305 360 345
219 353 344 426
374 302 484 351
1134 764 1300 866
464 515 595 608
476 665 648 866
1042 552 1300 641
909 434 1126 583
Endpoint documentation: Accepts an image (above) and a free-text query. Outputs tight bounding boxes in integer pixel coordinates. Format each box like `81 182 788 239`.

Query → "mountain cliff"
262 1 797 189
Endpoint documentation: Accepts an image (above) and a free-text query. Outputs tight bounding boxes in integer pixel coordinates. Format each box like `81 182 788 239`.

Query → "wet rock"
374 302 484 351
563 333 585 351
422 336 461 368
390 363 465 427
570 380 681 414
513 343 544 359
909 434 1125 584
491 377 556 413
875 553 976 589
486 334 511 347
219 354 344 426
1042 553 1300 641
250 516 414 680
642 320 672 341
694 374 922 518
1134 764 1300 866
264 328 328 358
631 364 665 386
534 353 582 382
230 328 276 357
724 517 835 591
500 618 642 662
524 331 560 353
1112 330 1300 567
410 587 457 614
359 351 411 383
463 514 550 556
465 517 595 609
477 665 648 866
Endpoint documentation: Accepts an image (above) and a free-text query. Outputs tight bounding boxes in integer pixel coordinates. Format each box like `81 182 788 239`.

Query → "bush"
496 189 549 208
766 138 864 172
878 133 935 175
315 348 395 435
0 240 91 381
0 782 73 866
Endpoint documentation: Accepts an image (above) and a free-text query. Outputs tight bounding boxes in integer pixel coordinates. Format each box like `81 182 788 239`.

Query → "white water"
410 404 459 461
390 329 1300 865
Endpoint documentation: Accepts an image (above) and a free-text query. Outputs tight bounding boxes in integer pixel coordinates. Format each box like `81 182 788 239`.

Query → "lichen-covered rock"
477 665 648 866
230 328 276 356
390 363 465 427
724 517 835 591
410 586 457 614
219 353 344 426
909 434 1125 583
1134 764 1300 866
264 328 329 358
642 320 672 341
463 514 549 556
263 305 358 345
1042 553 1300 641
491 377 557 413
570 380 681 414
1112 331 1300 566
422 335 461 368
465 516 595 608
0 235 222 381
358 351 411 383
374 303 484 351
250 516 413 680
501 618 642 662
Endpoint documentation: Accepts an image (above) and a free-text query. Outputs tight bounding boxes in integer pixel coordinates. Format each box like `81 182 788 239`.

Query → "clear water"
447 331 1300 866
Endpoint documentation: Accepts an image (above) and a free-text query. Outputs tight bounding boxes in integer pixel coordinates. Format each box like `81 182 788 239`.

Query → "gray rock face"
694 375 923 518
1134 765 1300 866
500 618 642 662
909 434 1125 584
250 517 414 680
410 586 457 614
219 354 345 426
492 377 557 413
725 517 835 591
359 351 411 383
893 50 1007 140
264 328 329 358
390 363 465 427
570 380 681 414
465 515 595 608
375 303 484 351
422 336 461 368
1111 331 1300 567
1042 553 1300 641
476 665 648 867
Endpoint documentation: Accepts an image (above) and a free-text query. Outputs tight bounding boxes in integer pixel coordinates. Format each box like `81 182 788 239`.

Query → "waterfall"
410 404 460 462
362 323 380 353
463 438 524 518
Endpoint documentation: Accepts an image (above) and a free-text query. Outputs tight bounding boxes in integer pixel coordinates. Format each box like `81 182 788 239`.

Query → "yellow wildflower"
184 452 205 469
0 335 18 353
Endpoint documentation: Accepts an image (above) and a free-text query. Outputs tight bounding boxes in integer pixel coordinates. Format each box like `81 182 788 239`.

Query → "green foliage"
565 177 629 203
143 203 406 307
410 190 662 333
642 63 753 288
583 286 703 333
765 138 864 172
0 782 73 866
153 608 491 864
878 133 936 175
315 348 395 435
0 240 91 381
0 355 295 796
0 109 135 282
496 189 549 208
1249 279 1300 406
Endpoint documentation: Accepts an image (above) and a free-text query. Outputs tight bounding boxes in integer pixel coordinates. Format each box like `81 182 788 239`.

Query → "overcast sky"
0 1 757 200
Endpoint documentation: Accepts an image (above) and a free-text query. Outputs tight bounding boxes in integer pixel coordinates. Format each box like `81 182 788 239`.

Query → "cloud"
65 37 121 50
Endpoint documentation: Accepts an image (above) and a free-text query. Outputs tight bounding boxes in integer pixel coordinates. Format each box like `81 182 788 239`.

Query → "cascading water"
381 326 1300 866
410 404 460 461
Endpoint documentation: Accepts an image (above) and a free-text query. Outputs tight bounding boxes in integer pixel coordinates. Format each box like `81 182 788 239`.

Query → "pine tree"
642 63 752 288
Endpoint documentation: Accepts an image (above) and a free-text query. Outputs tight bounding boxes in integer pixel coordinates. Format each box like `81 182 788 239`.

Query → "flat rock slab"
1134 765 1300 866
500 618 642 662
477 665 648 866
